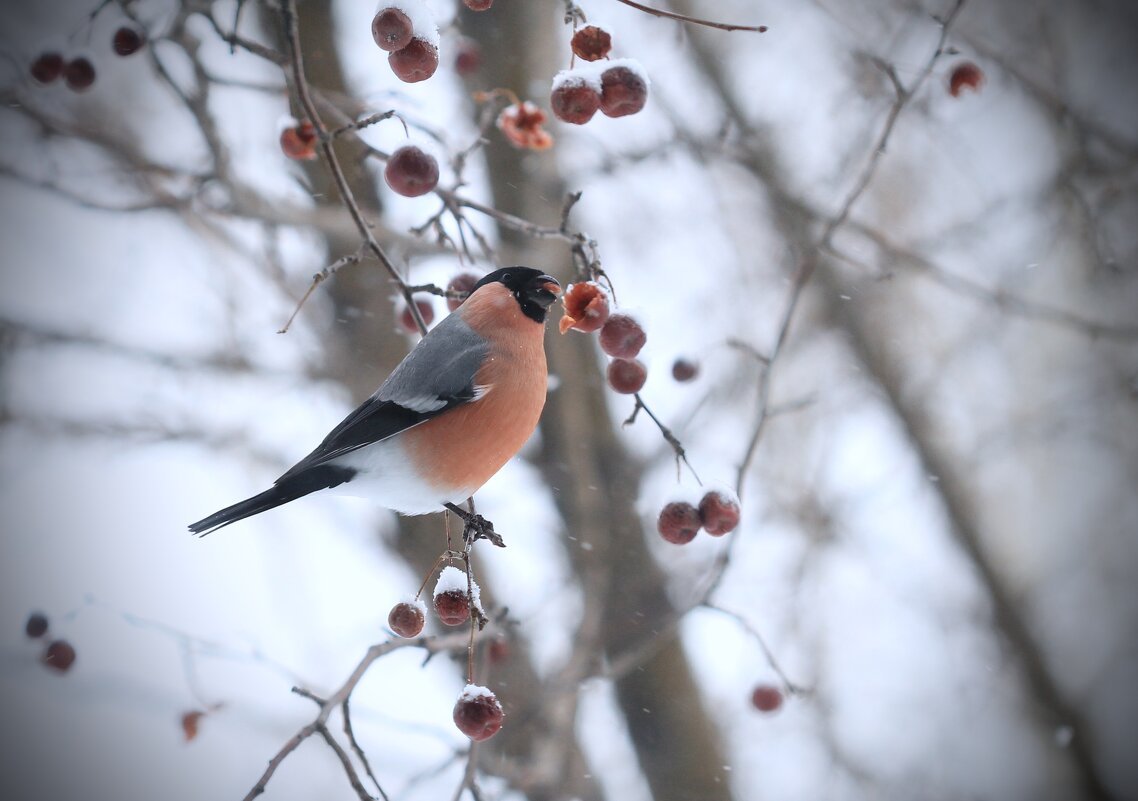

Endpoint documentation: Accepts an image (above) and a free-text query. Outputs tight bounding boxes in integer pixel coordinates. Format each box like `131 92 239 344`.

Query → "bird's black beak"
528 275 561 309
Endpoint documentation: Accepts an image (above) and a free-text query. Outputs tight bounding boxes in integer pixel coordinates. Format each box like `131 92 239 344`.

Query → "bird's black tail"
188 465 356 536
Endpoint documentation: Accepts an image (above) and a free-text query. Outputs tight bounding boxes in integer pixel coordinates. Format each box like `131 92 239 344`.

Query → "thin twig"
342 699 390 801
613 0 767 33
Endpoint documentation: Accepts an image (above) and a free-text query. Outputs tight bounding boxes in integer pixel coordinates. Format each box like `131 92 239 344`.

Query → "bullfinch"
188 267 561 536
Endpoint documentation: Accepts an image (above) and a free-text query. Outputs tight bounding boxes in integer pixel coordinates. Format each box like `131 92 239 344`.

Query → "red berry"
279 120 318 161
112 26 145 56
600 63 648 117
558 281 610 334
607 358 646 395
698 489 740 536
63 58 96 92
41 639 77 673
598 313 646 359
30 52 64 84
454 38 482 76
181 710 205 741
657 501 701 544
949 61 984 97
388 600 426 637
434 590 470 626
487 635 511 664
453 685 504 741
25 612 49 639
751 684 783 713
550 79 601 125
399 298 435 333
571 25 612 61
384 145 439 197
671 358 699 382
371 7 414 52
389 37 439 83
446 272 481 312
463 0 494 10
497 101 554 150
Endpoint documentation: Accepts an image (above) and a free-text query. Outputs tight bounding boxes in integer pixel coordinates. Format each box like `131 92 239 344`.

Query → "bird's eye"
500 272 512 284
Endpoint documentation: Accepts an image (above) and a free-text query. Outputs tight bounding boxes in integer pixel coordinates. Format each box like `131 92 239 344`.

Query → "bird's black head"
473 267 561 324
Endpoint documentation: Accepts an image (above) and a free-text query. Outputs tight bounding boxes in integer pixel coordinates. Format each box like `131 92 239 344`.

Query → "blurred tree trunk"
463 5 734 800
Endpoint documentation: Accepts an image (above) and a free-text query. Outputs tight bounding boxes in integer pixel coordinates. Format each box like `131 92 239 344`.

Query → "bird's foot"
443 503 506 548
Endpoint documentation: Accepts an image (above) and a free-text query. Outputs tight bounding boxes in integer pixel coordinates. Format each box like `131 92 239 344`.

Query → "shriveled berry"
112 26 145 56
598 313 646 359
657 501 701 544
371 7 414 52
559 281 610 334
25 612 49 639
600 63 648 117
607 358 646 395
30 53 65 84
571 25 612 61
63 58 96 92
671 358 699 382
181 710 206 741
453 685 504 741
41 639 77 673
434 590 470 626
454 37 482 76
279 120 318 161
384 145 439 197
751 684 783 713
949 61 984 97
698 488 740 536
389 37 439 83
446 272 481 312
399 298 435 333
497 101 554 150
550 81 600 125
463 0 494 9
388 600 426 638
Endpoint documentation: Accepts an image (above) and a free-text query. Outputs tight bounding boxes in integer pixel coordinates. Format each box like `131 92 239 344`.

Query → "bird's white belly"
330 438 472 515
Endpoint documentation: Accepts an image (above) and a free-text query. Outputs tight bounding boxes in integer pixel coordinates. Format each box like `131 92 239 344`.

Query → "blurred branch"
611 0 768 33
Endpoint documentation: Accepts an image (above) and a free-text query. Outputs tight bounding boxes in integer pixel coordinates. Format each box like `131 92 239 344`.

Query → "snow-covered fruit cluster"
28 25 145 93
657 487 741 544
24 611 77 673
560 282 650 394
550 24 649 125
385 565 483 637
371 1 441 83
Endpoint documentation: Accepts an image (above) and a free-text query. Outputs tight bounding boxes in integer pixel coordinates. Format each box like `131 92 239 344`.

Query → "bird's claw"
444 503 506 548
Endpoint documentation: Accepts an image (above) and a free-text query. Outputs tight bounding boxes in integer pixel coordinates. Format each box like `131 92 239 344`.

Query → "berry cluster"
560 282 650 394
24 611 77 673
550 22 649 126
656 487 741 544
27 25 144 93
371 2 441 83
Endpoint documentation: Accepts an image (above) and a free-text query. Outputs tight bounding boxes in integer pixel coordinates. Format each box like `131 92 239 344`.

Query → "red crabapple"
453 685 504 741
384 145 439 197
751 684 783 713
41 639 77 673
598 313 646 359
433 566 480 626
607 358 646 395
25 612 49 639
559 281 610 334
388 600 426 638
463 0 494 10
497 101 554 150
600 61 648 117
671 358 699 382
30 53 64 84
949 61 984 97
389 37 439 83
63 58 96 92
399 298 435 333
657 501 701 544
698 488 741 536
446 272 481 312
571 25 612 62
550 74 601 125
371 7 413 52
112 26 145 56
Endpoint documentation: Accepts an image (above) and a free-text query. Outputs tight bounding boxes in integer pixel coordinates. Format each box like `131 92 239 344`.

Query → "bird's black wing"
277 313 490 481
